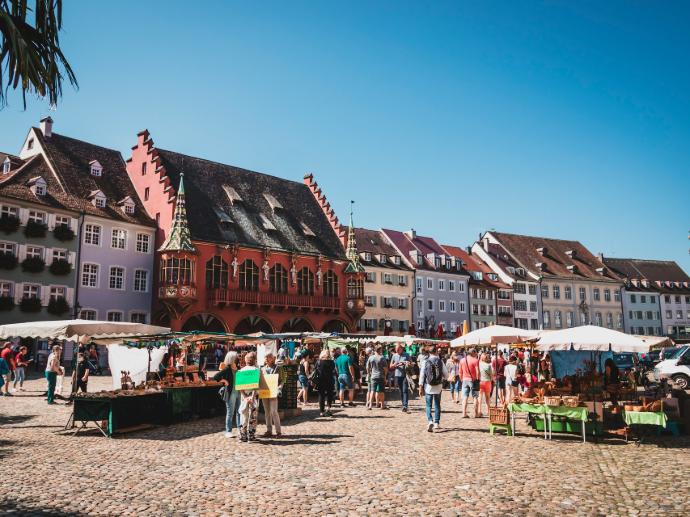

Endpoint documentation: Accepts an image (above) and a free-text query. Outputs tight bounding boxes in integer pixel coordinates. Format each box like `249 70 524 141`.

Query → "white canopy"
0 319 170 341
535 325 650 353
450 325 539 348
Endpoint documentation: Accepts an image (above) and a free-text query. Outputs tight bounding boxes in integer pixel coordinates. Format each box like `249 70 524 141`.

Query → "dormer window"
214 207 233 224
2 158 10 174
28 176 47 197
536 262 546 272
90 190 107 208
263 193 283 211
223 185 242 205
567 264 578 273
393 256 400 265
89 160 103 177
118 196 135 215
363 252 372 262
595 266 606 276
258 213 276 230
124 204 134 214
380 255 387 264
537 247 547 256
27 138 34 150
299 221 315 237
565 250 576 258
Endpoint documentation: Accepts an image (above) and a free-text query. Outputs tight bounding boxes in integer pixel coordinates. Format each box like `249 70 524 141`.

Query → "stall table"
508 403 591 442
622 409 667 443
160 385 225 424
72 392 166 437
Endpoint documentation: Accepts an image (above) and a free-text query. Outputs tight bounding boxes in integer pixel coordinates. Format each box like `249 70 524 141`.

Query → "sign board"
235 368 260 390
258 373 279 399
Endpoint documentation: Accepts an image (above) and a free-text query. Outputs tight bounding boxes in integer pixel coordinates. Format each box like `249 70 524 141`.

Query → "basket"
544 396 561 407
562 395 579 408
489 406 510 425
646 400 663 412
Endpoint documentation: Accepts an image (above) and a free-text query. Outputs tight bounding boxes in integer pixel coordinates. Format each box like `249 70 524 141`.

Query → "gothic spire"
344 200 364 273
159 173 196 253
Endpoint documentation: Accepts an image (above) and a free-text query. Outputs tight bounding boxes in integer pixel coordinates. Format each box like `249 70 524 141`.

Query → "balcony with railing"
208 288 341 311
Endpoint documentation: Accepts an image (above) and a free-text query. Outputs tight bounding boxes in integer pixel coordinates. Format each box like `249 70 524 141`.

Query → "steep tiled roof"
382 229 465 275
0 130 154 226
490 231 622 282
354 228 411 270
443 244 509 290
155 149 346 259
603 258 690 294
0 152 24 170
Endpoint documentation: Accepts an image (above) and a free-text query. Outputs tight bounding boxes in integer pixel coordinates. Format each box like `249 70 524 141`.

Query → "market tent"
638 335 674 350
0 319 170 341
450 325 539 348
535 325 649 353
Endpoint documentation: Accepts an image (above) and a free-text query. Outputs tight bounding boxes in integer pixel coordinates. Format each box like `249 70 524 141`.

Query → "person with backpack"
419 345 448 432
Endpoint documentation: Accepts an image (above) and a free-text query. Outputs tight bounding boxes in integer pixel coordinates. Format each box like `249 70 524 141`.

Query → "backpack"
424 356 444 386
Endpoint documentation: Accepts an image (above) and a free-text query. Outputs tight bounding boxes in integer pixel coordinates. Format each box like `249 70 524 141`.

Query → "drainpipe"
72 211 85 319
410 270 417 336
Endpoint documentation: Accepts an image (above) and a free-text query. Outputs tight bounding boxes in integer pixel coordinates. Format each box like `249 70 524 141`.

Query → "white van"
653 345 690 390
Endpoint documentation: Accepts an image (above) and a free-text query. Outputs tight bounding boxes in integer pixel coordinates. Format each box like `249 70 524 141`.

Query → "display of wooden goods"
489 406 510 425
562 395 580 408
544 395 561 406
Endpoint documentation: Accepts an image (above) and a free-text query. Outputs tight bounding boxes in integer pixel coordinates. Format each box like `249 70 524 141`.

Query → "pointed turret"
344 201 365 273
159 174 196 253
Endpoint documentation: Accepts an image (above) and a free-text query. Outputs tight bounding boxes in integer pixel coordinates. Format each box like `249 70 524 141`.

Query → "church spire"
344 200 364 273
159 173 196 253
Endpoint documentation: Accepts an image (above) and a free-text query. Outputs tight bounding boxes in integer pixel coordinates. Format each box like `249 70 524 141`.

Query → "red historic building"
125 131 365 333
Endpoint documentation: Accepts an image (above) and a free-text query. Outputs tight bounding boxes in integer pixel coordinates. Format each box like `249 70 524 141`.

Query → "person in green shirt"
335 347 355 407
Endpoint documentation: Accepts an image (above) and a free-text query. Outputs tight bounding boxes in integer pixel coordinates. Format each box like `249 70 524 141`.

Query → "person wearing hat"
45 345 63 404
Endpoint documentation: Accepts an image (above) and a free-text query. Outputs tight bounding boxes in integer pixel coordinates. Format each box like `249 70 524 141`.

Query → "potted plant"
21 256 46 273
0 252 18 270
19 297 42 312
24 220 47 238
53 224 75 241
0 295 14 311
49 258 72 275
47 296 70 316
0 214 20 234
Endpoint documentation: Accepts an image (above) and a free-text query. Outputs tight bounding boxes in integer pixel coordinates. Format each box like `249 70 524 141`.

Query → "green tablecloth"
508 403 588 422
622 410 667 428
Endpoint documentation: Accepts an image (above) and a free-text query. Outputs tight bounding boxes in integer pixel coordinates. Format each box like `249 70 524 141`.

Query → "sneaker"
433 423 440 431
367 406 372 411
427 422 434 432
224 432 233 438
348 402 355 407
319 412 325 417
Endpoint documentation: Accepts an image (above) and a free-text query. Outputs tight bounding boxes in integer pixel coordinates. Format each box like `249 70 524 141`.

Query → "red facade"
126 131 364 333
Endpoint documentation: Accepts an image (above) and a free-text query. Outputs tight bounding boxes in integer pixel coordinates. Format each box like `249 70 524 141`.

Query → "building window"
614 289 621 302
552 285 560 299
383 273 393 284
80 309 97 320
640 294 646 303
2 159 10 174
84 224 101 246
650 295 656 304
606 313 613 329
554 310 562 328
323 270 339 298
131 312 147 323
459 302 466 312
144 187 150 201
90 163 102 176
109 267 125 290
543 311 550 328
458 282 465 293
528 284 536 295
438 280 445 291
675 296 681 304
566 311 573 327
541 285 549 299
603 289 611 302
49 286 66 302
564 286 572 300
141 162 147 175
514 283 526 295
595 312 603 326
439 300 446 312
55 215 70 228
488 305 494 316
111 229 127 249
450 301 456 312
22 284 40 300
94 196 106 208
514 300 527 312
35 182 46 196
81 263 99 288
136 233 151 253
398 274 407 286
239 260 260 292
26 245 43 259
427 278 433 290
0 205 18 218
677 310 683 319
269 264 288 294
28 210 46 224
107 311 123 322
205 256 228 289
0 282 12 298
593 288 600 301
134 269 149 292
665 310 672 319
631 294 638 304
365 296 375 307
579 287 586 301
295 266 314 295
427 299 434 311
161 257 193 285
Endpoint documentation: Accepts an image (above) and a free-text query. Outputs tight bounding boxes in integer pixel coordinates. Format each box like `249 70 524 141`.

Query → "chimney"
483 238 490 252
537 247 547 256
405 228 416 240
465 246 472 255
597 252 604 262
40 116 53 138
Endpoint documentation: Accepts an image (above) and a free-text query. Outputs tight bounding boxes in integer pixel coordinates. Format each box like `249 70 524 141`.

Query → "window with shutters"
26 245 43 259
239 260 259 291
22 284 40 299
0 241 15 255
49 286 66 301
0 282 12 298
28 210 46 224
1 205 18 218
269 264 288 294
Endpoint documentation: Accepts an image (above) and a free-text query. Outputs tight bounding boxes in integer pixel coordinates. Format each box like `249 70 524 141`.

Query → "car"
653 345 690 390
612 352 636 373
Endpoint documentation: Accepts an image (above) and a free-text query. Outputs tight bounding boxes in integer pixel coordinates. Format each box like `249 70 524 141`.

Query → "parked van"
653 345 690 390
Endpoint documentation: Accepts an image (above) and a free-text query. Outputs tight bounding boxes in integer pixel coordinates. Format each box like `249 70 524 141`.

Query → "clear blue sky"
2 1 688 270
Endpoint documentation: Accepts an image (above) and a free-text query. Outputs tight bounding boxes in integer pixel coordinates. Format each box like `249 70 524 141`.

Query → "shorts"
497 377 506 390
298 374 309 389
461 380 478 398
479 381 491 394
370 379 384 393
448 379 461 394
338 374 353 390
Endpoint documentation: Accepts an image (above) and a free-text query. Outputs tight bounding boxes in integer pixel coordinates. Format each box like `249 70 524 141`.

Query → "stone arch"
321 319 349 334
234 316 274 335
182 312 227 333
280 317 314 333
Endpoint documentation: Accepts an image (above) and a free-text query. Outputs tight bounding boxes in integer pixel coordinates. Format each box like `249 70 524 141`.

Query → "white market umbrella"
450 325 539 348
535 325 649 353
0 319 170 341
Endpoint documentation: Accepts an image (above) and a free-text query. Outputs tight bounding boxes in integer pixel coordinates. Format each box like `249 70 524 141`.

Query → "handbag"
466 358 480 391
218 385 229 401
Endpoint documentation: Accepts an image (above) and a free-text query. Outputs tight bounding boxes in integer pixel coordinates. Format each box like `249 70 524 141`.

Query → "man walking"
459 348 480 418
335 346 356 407
419 345 447 431
492 350 507 405
390 344 411 412
366 345 388 409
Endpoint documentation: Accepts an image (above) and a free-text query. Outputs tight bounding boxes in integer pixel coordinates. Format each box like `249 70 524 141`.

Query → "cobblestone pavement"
1 375 688 517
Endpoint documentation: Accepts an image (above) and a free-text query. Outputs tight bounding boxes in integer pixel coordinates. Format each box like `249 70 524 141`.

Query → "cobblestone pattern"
0 375 688 516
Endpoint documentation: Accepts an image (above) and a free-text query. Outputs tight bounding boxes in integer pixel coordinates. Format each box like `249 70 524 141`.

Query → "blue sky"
1 1 688 270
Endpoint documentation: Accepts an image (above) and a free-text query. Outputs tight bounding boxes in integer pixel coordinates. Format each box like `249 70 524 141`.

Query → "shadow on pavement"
257 433 353 446
0 414 36 426
0 500 86 516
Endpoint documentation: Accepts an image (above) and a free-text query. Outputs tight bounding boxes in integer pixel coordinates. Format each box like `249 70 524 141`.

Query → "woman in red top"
13 346 29 391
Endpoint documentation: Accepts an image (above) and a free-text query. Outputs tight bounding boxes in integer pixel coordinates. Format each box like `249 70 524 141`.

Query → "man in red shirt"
492 351 507 405
1 342 16 396
459 348 480 418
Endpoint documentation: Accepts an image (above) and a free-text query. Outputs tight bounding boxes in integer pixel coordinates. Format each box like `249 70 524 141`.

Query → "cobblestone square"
1 375 688 516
